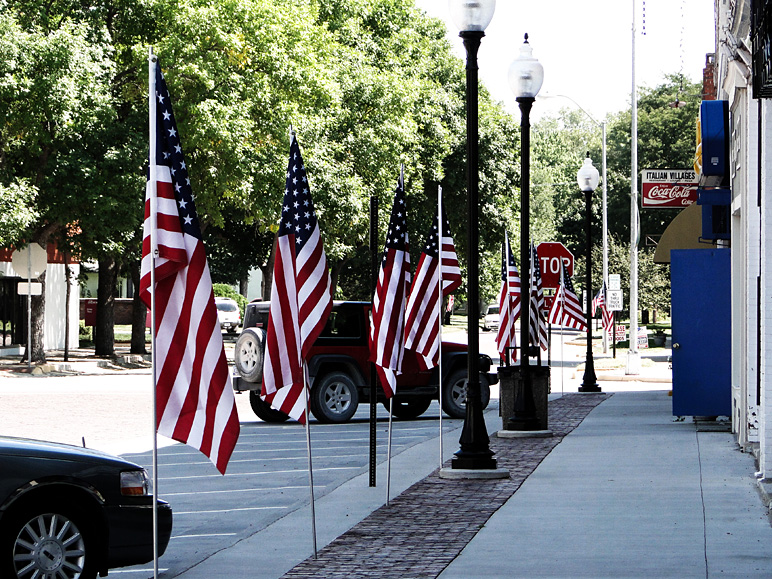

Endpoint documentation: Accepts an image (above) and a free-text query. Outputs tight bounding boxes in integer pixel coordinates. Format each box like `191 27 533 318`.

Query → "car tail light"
120 469 150 496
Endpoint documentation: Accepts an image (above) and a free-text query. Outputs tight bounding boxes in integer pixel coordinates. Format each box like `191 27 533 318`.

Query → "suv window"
216 301 238 312
320 310 361 339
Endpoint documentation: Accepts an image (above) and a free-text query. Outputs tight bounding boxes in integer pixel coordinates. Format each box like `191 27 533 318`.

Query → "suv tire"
235 328 266 383
310 371 359 423
441 369 491 418
249 391 290 423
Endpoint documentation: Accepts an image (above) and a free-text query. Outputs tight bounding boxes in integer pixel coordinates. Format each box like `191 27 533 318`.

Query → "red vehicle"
233 301 496 423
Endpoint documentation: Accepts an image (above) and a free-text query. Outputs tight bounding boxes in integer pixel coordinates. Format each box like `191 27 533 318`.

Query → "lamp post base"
579 356 601 392
450 452 499 470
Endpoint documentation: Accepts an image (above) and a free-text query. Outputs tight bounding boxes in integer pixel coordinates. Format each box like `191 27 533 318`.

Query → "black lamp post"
507 34 543 429
449 0 497 470
577 153 602 393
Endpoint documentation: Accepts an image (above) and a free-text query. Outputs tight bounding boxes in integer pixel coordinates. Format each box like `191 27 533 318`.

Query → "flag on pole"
140 62 239 475
548 261 587 331
404 202 461 370
495 235 520 363
370 171 411 398
593 282 614 334
260 132 333 424
529 244 549 350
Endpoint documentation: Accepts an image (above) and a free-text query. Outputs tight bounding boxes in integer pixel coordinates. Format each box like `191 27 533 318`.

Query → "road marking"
174 505 289 515
159 465 360 481
164 485 314 497
171 533 238 539
157 448 407 467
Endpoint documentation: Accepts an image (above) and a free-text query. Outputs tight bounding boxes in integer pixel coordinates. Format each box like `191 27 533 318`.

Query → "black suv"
232 301 496 423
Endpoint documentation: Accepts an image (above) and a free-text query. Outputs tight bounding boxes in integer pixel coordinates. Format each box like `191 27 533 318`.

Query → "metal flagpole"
147 47 159 579
303 364 318 558
386 397 393 505
385 164 403 505
559 263 565 395
437 185 444 469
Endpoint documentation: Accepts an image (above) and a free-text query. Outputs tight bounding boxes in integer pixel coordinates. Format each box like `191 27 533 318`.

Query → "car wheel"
384 397 433 419
310 372 359 423
4 503 97 579
441 369 491 419
235 328 265 383
249 391 290 423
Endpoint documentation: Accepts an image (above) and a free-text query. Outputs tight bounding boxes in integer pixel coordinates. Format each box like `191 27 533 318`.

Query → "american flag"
370 171 411 398
495 235 520 363
529 244 549 350
140 62 239 475
593 282 614 334
260 132 333 424
548 261 587 331
404 200 461 370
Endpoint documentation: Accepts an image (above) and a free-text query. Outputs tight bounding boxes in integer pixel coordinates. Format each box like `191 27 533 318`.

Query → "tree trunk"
26 269 46 364
95 256 116 357
239 278 248 297
64 260 71 362
129 261 147 355
262 233 278 301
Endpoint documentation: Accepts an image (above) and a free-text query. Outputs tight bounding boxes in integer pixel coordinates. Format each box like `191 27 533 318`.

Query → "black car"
0 436 172 578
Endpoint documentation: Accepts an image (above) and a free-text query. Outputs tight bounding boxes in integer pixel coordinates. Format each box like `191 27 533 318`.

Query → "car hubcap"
452 380 467 406
14 513 86 578
324 383 351 414
239 340 257 370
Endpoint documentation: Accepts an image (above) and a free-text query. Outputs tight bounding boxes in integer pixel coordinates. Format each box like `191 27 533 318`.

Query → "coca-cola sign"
641 169 699 208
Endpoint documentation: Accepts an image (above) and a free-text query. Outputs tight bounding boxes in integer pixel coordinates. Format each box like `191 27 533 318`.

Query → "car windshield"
487 306 499 315
216 302 238 312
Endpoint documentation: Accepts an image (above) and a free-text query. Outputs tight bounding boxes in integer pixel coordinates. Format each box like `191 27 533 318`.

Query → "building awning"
653 203 713 264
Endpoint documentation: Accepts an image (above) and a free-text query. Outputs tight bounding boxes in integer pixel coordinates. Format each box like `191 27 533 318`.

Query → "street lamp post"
449 0 498 471
577 154 601 392
507 34 543 429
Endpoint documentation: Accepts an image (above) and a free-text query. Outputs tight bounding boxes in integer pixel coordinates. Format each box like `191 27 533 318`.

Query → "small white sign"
608 274 621 291
638 326 649 349
607 289 624 311
18 282 43 296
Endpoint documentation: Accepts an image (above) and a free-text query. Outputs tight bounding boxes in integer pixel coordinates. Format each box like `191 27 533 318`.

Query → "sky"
415 0 716 122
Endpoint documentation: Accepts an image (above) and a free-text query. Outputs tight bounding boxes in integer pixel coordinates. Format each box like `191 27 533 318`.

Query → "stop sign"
536 242 574 289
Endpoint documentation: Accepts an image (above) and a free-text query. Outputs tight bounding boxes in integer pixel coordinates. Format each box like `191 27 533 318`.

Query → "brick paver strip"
283 393 610 579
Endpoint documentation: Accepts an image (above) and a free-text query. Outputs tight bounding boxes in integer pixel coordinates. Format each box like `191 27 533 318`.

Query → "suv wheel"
441 369 491 418
235 328 266 383
249 391 290 423
310 372 359 423
385 397 433 420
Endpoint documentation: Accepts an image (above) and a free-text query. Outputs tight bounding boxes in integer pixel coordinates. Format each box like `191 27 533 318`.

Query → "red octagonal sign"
536 242 574 289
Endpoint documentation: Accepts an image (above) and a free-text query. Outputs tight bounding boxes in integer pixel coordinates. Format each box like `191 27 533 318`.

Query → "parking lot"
0 370 470 577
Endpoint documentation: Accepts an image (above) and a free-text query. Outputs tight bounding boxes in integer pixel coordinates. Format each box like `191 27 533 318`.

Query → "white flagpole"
303 364 318 558
559 263 565 395
385 163 403 506
386 396 393 505
437 185 444 469
147 47 159 579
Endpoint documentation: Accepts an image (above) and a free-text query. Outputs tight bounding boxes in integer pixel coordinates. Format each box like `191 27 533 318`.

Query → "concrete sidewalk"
275 389 772 579
441 390 772 578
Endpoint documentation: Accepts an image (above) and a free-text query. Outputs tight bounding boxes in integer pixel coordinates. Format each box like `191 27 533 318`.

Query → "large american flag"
548 261 587 331
593 282 614 334
529 244 549 350
370 172 410 398
495 235 520 364
261 132 332 424
140 62 239 475
404 201 461 370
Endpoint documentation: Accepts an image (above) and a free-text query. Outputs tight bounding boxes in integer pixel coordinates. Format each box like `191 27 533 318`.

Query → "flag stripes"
140 62 239 474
